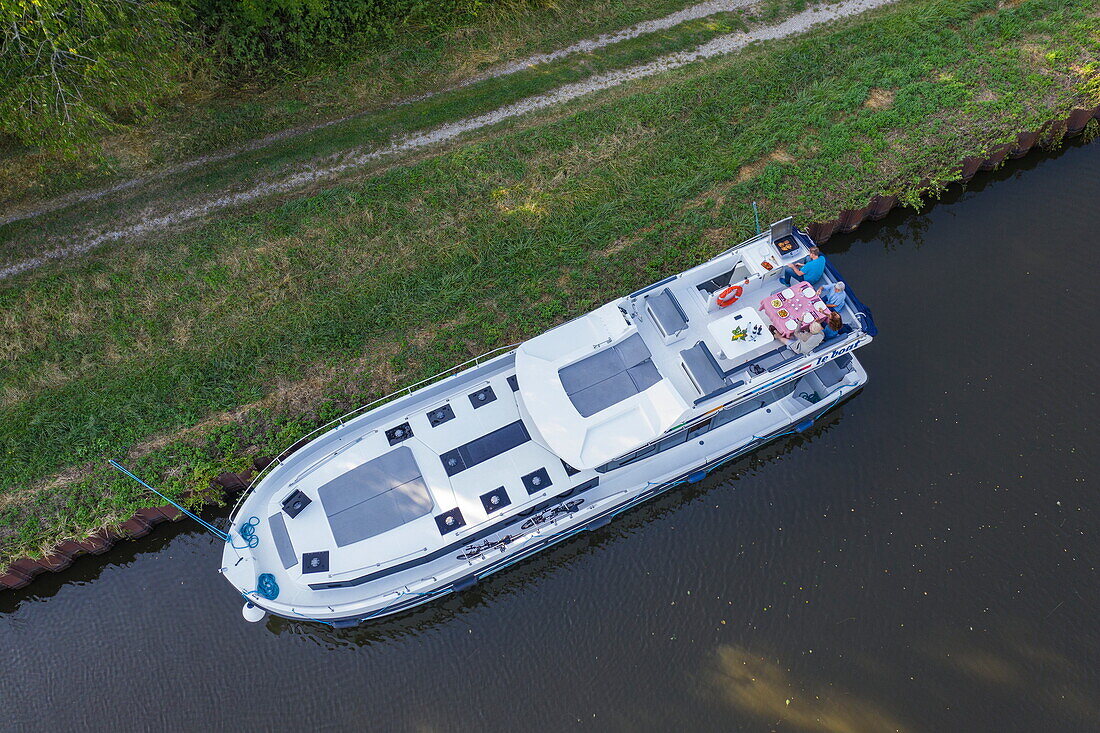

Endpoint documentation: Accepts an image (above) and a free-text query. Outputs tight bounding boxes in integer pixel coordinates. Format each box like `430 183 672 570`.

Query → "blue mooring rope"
232 516 260 549
109 459 230 542
109 459 262 550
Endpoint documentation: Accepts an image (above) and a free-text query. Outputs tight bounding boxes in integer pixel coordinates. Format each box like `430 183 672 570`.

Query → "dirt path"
0 0 896 281
0 0 764 230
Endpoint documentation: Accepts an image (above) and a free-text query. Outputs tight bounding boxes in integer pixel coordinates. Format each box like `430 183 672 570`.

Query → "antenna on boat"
108 459 231 543
752 201 761 235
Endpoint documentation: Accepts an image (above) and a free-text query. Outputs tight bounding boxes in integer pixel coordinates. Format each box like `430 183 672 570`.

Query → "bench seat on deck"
680 341 727 396
646 288 689 337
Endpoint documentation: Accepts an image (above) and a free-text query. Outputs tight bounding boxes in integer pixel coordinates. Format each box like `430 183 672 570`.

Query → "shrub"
0 0 185 149
184 0 497 71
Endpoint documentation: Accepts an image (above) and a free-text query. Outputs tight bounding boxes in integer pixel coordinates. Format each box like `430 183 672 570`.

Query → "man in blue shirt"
817 281 847 310
779 246 826 285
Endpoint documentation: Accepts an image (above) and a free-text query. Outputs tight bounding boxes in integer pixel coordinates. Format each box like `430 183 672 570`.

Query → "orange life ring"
716 284 743 308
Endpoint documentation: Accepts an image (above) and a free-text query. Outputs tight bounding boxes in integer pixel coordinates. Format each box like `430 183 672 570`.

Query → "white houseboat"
221 219 876 625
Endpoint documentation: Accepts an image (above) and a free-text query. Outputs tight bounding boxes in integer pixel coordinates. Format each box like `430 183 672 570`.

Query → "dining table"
759 280 828 338
706 306 773 362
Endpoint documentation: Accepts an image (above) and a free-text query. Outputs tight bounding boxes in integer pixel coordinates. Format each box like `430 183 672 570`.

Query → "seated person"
774 245 827 286
817 281 847 310
771 321 824 354
823 310 844 339
779 246 826 286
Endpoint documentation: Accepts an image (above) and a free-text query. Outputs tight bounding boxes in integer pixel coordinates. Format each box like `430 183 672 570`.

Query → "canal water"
2 140 1097 732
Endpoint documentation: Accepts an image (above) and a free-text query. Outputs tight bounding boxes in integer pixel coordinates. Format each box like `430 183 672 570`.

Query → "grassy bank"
0 0 728 211
1 0 1097 563
0 2 761 261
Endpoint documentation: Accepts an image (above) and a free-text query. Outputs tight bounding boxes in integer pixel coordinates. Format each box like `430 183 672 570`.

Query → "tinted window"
597 417 704 472
687 418 713 440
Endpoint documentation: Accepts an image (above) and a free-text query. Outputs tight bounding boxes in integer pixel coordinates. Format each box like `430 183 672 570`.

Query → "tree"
0 0 184 150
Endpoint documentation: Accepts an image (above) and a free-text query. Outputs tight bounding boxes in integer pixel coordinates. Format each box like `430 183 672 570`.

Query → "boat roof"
515 303 690 469
235 351 582 589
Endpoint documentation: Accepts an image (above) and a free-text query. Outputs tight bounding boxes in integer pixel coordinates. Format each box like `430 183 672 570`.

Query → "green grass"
0 4 755 260
1 0 1098 561
0 0 705 209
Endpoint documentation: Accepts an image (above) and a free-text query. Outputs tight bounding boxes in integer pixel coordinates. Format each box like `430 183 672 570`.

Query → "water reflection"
709 644 909 732
709 621 1100 733
924 625 1100 725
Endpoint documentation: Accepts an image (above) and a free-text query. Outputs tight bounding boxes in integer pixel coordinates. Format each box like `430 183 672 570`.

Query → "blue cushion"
647 288 689 336
680 341 727 396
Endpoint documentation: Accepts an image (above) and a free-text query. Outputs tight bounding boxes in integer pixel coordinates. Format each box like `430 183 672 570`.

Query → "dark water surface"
3 141 1098 732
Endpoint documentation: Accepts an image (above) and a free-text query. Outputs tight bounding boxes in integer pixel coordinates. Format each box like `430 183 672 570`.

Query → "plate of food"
777 309 790 318
771 298 783 308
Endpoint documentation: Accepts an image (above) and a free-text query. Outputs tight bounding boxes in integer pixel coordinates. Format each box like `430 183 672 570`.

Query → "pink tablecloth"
759 281 827 338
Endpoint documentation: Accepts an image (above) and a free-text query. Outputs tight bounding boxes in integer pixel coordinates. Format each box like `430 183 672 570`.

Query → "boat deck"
623 228 858 406
228 351 596 603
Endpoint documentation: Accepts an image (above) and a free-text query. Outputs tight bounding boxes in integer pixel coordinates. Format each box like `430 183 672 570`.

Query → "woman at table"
773 320 824 354
823 311 845 339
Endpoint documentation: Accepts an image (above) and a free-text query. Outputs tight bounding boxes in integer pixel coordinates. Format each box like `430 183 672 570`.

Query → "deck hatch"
281 489 311 518
318 446 434 547
427 404 455 427
440 420 531 476
558 334 662 418
480 486 511 514
435 508 466 535
521 467 552 495
302 550 329 573
385 422 413 446
469 386 497 408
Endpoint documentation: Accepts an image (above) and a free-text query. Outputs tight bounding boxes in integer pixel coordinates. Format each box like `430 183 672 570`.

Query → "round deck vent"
468 386 496 408
480 486 511 514
385 422 414 445
521 467 553 495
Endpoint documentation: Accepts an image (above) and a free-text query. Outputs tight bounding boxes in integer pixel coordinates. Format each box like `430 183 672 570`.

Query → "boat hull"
251 362 866 627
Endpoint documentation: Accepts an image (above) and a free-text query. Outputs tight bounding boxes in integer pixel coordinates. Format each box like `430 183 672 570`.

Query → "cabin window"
659 429 688 451
596 417 703 473
712 399 765 428
597 443 653 473
687 418 713 440
630 443 660 463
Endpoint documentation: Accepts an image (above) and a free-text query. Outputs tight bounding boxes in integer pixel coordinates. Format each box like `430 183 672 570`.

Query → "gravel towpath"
0 0 897 281
0 0 765 230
